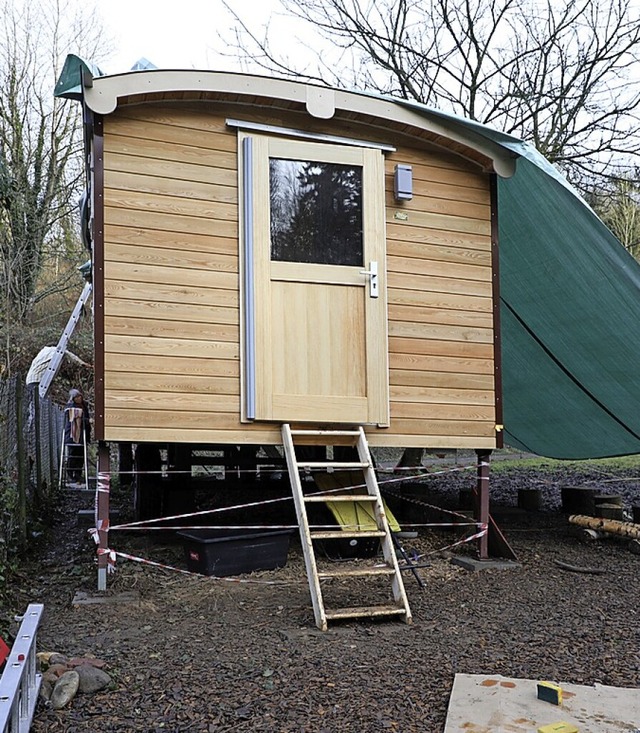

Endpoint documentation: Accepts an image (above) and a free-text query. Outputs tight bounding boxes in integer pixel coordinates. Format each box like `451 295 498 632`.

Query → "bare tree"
0 0 109 374
593 172 640 258
220 0 640 186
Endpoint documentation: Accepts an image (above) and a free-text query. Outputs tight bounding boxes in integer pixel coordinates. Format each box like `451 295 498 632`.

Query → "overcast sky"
97 0 640 87
98 0 307 74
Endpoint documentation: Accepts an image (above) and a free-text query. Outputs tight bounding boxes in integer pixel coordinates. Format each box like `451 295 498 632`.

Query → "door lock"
360 261 379 298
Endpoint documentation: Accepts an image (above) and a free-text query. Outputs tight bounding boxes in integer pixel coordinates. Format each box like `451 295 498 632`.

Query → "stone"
68 656 107 669
47 663 69 678
39 677 54 702
50 670 80 709
43 669 61 688
49 653 69 667
36 651 56 670
72 590 140 606
75 664 112 694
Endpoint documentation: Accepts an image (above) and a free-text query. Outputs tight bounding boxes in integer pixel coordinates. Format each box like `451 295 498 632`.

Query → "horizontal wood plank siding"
101 104 496 448
381 145 495 447
102 108 243 443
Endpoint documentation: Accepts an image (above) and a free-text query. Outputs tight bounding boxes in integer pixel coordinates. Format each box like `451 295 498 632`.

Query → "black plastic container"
177 528 292 576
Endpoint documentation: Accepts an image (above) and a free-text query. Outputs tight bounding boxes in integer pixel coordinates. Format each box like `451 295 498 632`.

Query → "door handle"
359 261 379 298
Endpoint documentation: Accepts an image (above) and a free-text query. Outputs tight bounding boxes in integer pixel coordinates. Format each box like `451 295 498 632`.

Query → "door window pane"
269 158 363 266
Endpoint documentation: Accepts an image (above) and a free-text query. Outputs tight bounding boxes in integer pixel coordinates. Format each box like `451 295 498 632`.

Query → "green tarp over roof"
498 156 640 459
58 60 640 459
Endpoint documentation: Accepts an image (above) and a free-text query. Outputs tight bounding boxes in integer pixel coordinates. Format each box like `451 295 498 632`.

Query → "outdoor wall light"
394 164 413 201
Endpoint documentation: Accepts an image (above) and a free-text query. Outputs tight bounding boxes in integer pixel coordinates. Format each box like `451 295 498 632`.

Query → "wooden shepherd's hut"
56 58 521 625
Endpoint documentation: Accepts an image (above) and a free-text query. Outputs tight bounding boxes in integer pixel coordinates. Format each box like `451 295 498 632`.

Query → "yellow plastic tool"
537 723 579 733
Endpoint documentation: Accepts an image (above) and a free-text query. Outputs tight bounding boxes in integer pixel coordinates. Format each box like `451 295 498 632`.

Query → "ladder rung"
318 566 395 579
324 605 407 621
304 494 376 503
290 430 360 436
297 461 370 469
281 422 411 631
310 530 385 540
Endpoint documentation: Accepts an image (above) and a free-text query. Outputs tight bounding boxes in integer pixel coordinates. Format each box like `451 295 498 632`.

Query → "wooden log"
561 486 597 514
594 494 623 507
569 514 640 539
628 539 640 555
595 503 624 521
518 488 541 511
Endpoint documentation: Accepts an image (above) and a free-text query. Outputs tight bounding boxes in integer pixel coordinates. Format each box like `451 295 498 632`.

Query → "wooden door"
243 135 389 425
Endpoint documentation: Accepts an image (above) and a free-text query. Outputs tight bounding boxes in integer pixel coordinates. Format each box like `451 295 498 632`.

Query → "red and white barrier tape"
96 548 117 573
92 526 488 582
416 524 489 560
109 493 296 531
381 489 481 523
108 520 481 532
96 547 291 584
109 463 479 532
105 461 487 476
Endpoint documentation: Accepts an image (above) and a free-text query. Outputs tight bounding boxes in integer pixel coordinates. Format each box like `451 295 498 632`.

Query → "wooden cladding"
100 104 496 448
382 145 495 447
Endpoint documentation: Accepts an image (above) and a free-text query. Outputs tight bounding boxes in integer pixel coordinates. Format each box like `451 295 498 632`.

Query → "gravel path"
10 459 640 732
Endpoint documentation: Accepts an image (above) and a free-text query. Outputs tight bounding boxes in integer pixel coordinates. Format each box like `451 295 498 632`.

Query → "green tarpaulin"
498 156 640 458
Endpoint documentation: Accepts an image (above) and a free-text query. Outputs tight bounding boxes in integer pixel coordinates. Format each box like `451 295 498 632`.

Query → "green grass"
490 452 640 473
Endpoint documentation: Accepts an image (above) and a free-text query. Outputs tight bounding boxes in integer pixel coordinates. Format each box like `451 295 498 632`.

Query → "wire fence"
0 375 64 560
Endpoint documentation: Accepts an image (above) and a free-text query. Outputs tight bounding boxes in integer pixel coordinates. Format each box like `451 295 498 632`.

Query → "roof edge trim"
79 68 517 178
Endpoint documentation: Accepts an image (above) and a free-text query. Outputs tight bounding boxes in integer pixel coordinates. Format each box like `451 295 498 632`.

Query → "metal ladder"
282 424 412 631
39 280 92 399
0 604 43 733
58 420 89 490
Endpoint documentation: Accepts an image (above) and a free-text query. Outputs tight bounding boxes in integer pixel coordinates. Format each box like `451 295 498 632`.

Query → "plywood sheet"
444 674 640 732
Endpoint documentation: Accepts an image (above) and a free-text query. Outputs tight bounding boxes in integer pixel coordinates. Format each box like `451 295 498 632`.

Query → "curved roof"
56 55 640 458
55 55 516 178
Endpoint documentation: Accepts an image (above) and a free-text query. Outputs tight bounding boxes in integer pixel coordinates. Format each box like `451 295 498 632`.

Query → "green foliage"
0 465 19 605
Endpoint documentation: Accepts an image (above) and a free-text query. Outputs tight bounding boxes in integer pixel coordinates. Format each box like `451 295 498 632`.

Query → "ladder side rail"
82 425 89 491
356 428 412 622
281 424 328 632
39 282 92 399
0 604 44 733
58 424 67 491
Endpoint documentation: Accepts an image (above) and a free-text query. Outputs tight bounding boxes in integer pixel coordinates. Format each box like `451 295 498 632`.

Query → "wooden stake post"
476 450 491 560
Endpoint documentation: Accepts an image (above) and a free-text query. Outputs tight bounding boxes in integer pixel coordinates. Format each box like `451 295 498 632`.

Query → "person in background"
26 345 90 386
64 388 91 482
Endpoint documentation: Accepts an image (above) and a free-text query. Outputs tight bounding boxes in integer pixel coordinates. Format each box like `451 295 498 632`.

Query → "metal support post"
96 442 110 591
475 449 492 560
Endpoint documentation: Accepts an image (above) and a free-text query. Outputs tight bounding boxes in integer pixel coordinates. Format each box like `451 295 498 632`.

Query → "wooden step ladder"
282 424 412 631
